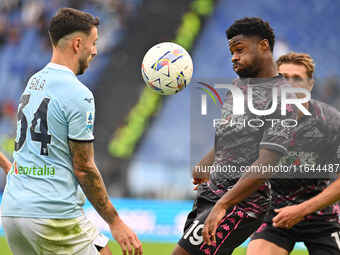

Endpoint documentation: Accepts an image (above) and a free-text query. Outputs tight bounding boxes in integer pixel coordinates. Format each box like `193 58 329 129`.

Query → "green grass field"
0 237 308 254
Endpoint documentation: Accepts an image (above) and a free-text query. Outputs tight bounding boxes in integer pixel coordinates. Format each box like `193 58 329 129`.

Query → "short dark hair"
48 7 100 46
226 17 275 52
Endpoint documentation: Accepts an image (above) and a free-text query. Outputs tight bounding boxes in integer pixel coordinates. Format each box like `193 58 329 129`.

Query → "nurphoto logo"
199 83 311 116
197 82 311 128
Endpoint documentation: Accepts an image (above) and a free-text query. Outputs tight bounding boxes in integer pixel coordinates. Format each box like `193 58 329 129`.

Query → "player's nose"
92 47 97 56
231 53 239 63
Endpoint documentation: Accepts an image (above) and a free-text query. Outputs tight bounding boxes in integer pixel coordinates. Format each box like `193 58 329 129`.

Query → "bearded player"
172 17 299 255
1 8 142 255
248 52 340 255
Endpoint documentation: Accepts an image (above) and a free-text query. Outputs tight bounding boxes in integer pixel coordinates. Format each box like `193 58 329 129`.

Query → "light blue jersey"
2 63 95 219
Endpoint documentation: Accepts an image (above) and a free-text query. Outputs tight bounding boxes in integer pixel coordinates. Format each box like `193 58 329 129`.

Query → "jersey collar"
46 62 75 76
238 74 284 85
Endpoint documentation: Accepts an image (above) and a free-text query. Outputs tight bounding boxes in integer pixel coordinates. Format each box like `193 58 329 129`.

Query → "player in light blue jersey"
1 8 142 255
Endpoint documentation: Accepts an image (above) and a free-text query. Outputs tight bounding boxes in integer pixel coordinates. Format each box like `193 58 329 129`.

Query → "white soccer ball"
141 42 193 95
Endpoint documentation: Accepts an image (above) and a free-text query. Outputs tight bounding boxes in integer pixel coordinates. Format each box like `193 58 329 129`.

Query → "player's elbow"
258 148 283 166
73 161 98 179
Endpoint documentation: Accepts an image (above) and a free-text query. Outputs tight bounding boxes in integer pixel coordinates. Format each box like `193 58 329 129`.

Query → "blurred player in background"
172 17 298 255
1 8 142 255
248 52 340 255
0 152 11 174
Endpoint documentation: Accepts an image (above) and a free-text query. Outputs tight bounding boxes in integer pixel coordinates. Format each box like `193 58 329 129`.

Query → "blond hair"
276 52 315 78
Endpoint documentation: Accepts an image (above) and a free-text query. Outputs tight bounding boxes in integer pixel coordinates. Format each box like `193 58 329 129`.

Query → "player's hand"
202 202 227 245
109 218 143 255
192 177 209 190
272 205 305 229
192 165 210 190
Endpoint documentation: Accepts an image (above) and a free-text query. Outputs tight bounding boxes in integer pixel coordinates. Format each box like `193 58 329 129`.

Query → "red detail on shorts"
222 224 230 231
214 217 243 254
203 248 211 255
305 215 313 220
199 207 237 251
236 211 244 218
216 231 223 239
256 223 267 233
228 217 236 224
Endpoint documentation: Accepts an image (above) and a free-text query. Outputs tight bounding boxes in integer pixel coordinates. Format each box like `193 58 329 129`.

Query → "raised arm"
0 152 12 174
202 148 282 245
69 140 142 255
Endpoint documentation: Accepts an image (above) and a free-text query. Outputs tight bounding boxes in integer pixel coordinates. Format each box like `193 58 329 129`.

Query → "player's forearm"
69 140 119 226
0 152 12 174
217 176 268 209
217 159 273 208
218 149 281 209
198 147 215 166
298 177 340 216
75 164 118 225
193 147 215 179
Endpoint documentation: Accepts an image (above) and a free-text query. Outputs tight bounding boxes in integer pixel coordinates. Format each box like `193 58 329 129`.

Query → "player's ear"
258 39 270 53
73 37 82 53
308 78 314 91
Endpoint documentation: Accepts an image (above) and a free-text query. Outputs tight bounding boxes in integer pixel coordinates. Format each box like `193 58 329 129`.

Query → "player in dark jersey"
172 17 299 255
248 52 340 255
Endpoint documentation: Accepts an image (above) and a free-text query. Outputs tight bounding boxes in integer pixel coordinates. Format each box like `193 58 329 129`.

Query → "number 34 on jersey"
15 94 52 156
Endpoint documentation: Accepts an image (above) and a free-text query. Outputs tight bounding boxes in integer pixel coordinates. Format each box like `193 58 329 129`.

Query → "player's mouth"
233 64 241 72
88 55 95 63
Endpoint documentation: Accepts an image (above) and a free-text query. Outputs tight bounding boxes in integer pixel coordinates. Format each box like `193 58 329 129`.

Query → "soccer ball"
141 42 193 95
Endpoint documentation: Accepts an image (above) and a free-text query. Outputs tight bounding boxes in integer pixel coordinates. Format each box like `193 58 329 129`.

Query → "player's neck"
255 58 278 78
50 51 78 75
252 53 278 78
298 102 310 119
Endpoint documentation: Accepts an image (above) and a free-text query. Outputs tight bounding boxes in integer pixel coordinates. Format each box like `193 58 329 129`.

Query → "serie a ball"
141 42 193 95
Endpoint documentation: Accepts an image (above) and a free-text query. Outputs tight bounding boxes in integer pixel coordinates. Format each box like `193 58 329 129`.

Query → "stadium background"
0 0 339 254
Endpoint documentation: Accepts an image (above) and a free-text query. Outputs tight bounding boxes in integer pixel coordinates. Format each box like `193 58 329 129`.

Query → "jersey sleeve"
324 107 340 167
260 89 298 155
64 89 95 142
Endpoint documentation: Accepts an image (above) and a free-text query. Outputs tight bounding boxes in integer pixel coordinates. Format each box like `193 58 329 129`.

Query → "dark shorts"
251 220 340 255
178 184 266 255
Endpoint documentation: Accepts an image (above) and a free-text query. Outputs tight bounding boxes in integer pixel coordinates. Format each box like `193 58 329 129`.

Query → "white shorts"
2 215 109 255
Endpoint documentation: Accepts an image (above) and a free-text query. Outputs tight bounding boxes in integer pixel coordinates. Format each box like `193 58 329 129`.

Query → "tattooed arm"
69 140 143 255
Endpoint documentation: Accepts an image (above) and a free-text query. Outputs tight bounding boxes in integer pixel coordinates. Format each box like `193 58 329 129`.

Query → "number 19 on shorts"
183 220 204 246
